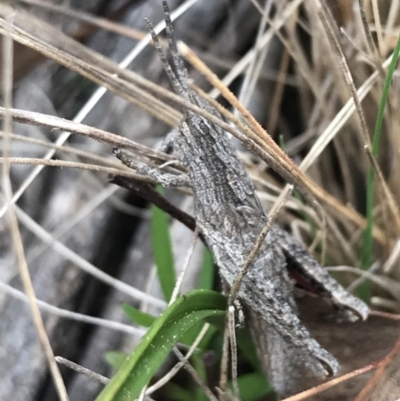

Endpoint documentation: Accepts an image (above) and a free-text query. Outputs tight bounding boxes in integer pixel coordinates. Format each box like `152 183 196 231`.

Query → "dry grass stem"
17 0 147 42
15 205 166 308
55 357 110 385
208 0 305 99
0 281 146 336
169 227 199 305
1 18 69 401
281 362 379 401
0 107 172 161
0 156 160 183
353 336 400 401
146 323 211 395
174 348 219 401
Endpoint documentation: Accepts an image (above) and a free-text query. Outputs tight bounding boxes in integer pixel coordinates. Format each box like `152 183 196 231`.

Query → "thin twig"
1 16 69 401
18 0 146 42
364 145 400 232
174 348 219 401
353 337 400 401
230 184 293 301
13 204 166 308
0 107 170 162
281 362 380 401
110 176 199 238
169 227 200 305
228 306 240 401
146 323 211 395
0 156 159 183
220 185 293 394
0 281 145 336
357 0 385 75
55 357 110 385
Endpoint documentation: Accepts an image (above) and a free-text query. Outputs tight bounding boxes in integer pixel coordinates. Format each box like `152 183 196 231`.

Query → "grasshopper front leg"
114 148 191 188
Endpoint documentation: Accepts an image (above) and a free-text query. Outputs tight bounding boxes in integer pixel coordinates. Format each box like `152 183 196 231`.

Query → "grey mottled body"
116 1 369 397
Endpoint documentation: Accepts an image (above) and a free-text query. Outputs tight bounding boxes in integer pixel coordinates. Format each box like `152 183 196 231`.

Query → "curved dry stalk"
364 145 400 233
0 156 159 183
1 20 69 401
369 310 400 320
219 185 293 395
146 323 211 395
314 0 400 234
0 106 172 161
169 227 199 305
353 336 400 401
1 25 69 401
17 0 146 42
327 265 400 301
383 238 400 273
55 357 110 385
0 131 145 170
370 0 384 55
0 281 145 336
249 0 329 113
281 362 379 401
14 205 166 308
174 348 219 401
357 0 385 75
371 297 400 312
209 0 305 99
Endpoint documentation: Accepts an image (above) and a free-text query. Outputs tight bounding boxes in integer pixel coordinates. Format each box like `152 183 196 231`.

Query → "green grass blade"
233 372 272 401
198 248 214 290
105 351 128 370
360 34 400 299
151 186 176 301
122 304 156 327
95 289 227 401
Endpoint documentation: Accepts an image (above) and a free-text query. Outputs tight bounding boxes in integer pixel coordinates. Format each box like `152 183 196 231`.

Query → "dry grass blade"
353 336 400 401
1 15 69 401
146 323 211 396
0 157 159 183
281 363 379 401
0 107 172 161
313 0 400 234
17 0 146 42
14 205 166 308
0 281 145 336
55 357 110 385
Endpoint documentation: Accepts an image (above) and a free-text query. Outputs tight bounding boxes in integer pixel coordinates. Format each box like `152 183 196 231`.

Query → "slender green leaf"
105 351 128 370
163 383 193 401
236 329 261 371
233 372 272 401
361 34 400 299
151 186 176 301
122 304 156 327
96 290 227 401
198 248 214 290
